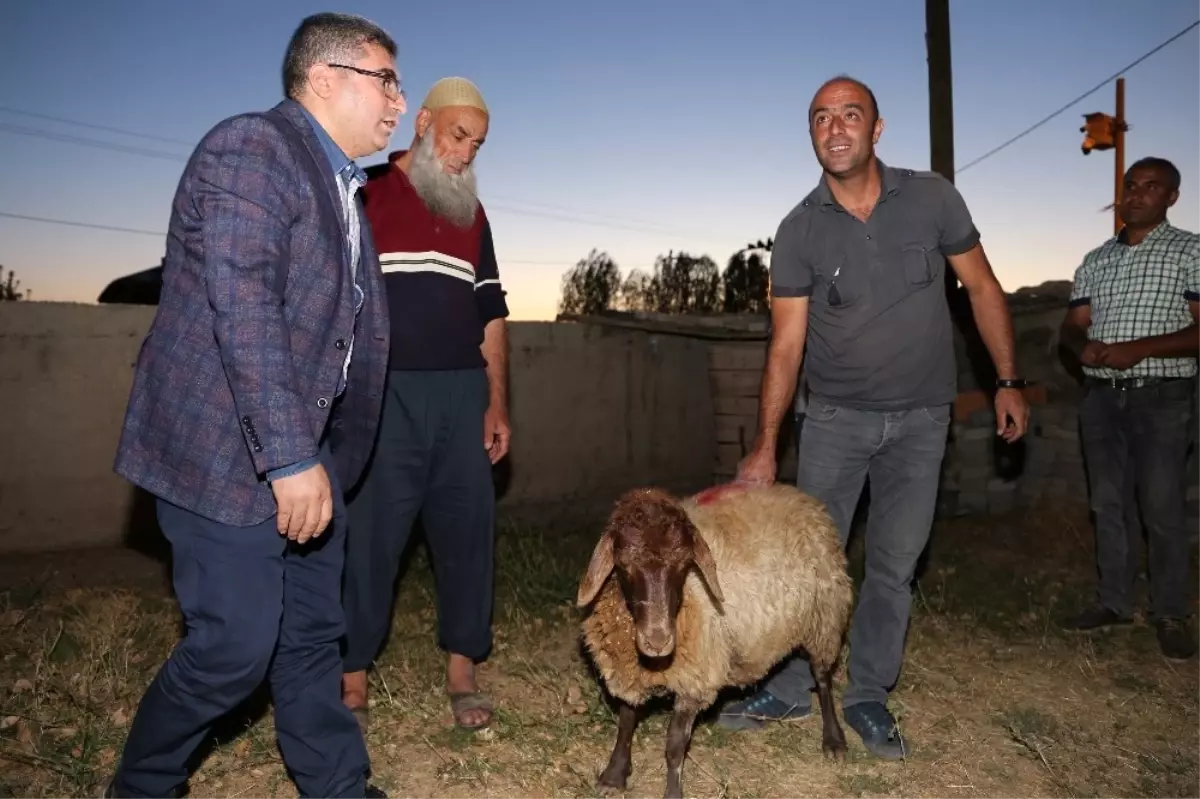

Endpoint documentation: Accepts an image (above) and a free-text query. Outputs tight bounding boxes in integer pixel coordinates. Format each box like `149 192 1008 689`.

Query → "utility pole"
1113 77 1126 235
925 0 954 184
925 0 964 308
1080 76 1128 236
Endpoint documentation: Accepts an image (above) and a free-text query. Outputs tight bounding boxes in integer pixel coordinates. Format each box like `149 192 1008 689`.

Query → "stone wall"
573 291 1199 532
937 282 1200 529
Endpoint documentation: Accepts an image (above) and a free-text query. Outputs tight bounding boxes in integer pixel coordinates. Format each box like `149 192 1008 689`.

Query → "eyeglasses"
326 63 404 101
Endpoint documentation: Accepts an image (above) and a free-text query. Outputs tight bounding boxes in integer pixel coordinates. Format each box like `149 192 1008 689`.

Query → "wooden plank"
709 369 762 398
557 313 769 340
778 449 798 483
715 451 796 478
712 469 737 484
715 443 746 469
713 396 759 416
708 342 767 371
715 414 757 445
953 385 1048 422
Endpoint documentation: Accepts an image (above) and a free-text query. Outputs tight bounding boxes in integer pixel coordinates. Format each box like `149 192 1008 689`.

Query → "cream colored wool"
580 482 853 709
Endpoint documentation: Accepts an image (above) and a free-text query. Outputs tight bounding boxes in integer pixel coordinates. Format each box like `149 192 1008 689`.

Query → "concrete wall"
0 302 715 554
3 292 1196 555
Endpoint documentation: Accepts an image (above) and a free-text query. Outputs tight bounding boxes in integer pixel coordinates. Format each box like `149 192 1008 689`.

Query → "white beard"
407 131 480 228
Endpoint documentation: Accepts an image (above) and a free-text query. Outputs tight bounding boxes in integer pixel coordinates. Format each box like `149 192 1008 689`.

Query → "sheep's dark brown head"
577 487 724 659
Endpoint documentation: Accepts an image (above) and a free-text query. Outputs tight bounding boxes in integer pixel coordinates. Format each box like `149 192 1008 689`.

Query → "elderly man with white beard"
340 77 510 733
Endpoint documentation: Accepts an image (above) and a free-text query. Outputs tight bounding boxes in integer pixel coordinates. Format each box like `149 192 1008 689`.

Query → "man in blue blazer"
105 12 407 798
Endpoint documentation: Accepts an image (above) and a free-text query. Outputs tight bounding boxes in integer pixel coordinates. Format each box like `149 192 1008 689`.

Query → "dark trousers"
1079 377 1195 620
342 368 495 672
114 444 369 798
764 399 950 709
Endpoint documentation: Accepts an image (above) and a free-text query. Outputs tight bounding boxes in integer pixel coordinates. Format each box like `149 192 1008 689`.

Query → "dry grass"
1 504 1197 798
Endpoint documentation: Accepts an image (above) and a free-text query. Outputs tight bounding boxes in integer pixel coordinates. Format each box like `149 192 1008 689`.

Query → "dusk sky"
1 0 1197 320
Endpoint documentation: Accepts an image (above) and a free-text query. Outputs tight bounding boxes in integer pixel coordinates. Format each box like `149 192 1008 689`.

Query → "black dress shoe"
364 784 388 798
1156 618 1198 660
1062 605 1132 631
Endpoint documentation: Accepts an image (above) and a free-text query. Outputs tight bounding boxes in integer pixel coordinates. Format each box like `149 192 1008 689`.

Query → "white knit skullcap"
420 77 488 116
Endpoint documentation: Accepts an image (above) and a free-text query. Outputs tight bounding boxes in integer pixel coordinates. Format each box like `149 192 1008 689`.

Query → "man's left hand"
1097 340 1148 371
994 387 1030 442
484 404 511 464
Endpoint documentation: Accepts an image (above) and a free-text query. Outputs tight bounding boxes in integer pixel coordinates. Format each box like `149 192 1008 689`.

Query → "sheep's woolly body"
580 483 853 710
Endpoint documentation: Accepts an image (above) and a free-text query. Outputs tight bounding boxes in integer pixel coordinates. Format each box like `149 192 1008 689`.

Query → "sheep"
576 481 853 799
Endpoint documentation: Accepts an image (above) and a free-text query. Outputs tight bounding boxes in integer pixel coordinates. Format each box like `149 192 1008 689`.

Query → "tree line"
557 240 774 317
1 267 27 301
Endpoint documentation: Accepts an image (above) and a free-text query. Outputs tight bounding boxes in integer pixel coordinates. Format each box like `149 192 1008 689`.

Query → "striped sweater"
362 151 509 370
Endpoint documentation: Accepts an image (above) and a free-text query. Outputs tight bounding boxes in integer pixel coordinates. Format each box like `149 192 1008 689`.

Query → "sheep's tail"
803 566 854 675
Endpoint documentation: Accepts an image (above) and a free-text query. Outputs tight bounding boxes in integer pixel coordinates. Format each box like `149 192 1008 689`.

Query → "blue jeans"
762 398 950 709
113 443 369 798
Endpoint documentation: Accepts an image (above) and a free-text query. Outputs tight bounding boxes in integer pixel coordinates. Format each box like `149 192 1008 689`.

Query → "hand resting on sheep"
576 482 854 799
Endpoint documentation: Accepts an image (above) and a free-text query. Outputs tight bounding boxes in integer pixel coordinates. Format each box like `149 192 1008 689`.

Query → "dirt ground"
1 504 1197 798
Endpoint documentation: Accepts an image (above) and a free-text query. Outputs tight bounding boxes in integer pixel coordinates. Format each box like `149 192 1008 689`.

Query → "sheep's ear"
576 532 615 607
691 530 725 606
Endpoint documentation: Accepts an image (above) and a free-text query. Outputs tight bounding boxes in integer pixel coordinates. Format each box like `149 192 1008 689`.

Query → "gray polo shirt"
770 161 980 411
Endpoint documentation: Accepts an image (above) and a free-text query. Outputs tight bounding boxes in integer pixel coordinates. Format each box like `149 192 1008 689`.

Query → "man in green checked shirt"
1060 156 1198 660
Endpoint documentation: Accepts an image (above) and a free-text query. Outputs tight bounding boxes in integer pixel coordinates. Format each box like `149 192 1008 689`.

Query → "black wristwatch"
995 378 1030 389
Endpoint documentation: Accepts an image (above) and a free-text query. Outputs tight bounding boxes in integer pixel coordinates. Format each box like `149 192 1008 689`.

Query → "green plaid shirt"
1069 220 1199 379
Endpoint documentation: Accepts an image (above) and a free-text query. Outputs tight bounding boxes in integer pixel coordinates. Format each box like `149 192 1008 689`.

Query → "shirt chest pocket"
899 243 941 289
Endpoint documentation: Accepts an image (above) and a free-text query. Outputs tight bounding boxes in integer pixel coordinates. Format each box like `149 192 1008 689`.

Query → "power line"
0 122 190 163
0 211 657 268
0 119 743 247
0 211 165 237
501 257 658 269
484 202 737 246
484 193 727 240
958 20 1199 175
0 105 194 147
1 102 733 243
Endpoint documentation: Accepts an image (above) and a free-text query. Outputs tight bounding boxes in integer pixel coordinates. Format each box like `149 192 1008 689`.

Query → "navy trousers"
113 444 369 798
342 368 496 672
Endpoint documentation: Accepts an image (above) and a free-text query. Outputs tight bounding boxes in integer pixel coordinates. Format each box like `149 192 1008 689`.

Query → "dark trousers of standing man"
112 442 369 799
342 368 495 672
1079 377 1195 621
761 398 950 709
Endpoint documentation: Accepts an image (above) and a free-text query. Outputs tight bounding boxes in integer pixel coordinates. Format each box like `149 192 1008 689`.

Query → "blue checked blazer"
114 99 390 526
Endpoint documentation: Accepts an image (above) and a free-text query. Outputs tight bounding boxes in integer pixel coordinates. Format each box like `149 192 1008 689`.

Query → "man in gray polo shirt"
719 75 1030 759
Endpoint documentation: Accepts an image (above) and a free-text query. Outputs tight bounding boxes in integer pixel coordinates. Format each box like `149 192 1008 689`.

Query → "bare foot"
447 653 492 729
342 670 370 733
342 670 368 710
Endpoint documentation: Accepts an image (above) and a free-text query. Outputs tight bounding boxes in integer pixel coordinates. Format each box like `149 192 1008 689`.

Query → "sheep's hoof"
597 767 629 794
822 738 848 761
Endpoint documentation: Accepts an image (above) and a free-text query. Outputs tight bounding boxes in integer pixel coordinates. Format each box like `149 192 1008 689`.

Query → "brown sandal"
448 690 494 730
